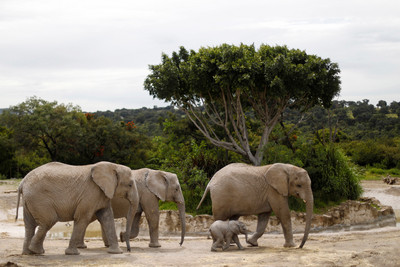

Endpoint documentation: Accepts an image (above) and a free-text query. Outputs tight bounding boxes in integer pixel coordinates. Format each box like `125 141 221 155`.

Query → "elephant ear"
228 221 240 235
265 163 290 197
145 170 168 201
91 162 118 199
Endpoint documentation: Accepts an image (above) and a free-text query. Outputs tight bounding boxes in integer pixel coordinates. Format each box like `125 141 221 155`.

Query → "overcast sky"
1 0 399 112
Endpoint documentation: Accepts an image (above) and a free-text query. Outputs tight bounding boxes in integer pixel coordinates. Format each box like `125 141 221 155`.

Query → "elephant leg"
101 223 109 247
142 201 161 248
222 235 232 251
29 223 54 254
95 207 123 254
66 219 90 255
120 210 142 242
130 210 142 239
232 234 244 250
23 224 36 255
211 237 224 252
247 212 270 246
22 207 37 255
276 206 295 247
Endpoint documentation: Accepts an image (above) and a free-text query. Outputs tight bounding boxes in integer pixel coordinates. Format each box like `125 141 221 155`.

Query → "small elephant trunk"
177 202 186 246
299 194 314 248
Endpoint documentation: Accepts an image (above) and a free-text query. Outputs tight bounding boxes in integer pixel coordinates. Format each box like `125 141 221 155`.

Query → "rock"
131 197 396 236
383 175 399 185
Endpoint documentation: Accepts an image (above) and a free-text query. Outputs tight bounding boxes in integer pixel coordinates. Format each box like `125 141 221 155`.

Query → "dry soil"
0 179 399 267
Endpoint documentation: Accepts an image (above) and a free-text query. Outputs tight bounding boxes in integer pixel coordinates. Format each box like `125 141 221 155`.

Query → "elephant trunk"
125 203 136 252
243 230 251 242
177 202 186 246
299 193 313 248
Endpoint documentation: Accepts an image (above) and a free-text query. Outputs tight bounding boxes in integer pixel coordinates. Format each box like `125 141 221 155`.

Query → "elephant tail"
196 184 210 210
15 182 23 221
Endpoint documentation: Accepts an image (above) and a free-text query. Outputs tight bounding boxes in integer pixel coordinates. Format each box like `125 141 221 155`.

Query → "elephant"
197 163 313 248
209 220 251 252
101 168 186 248
15 161 139 255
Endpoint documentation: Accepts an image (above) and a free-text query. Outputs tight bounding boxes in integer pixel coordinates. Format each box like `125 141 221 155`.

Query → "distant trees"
2 96 400 213
0 97 150 177
0 126 16 178
1 97 84 162
144 44 341 165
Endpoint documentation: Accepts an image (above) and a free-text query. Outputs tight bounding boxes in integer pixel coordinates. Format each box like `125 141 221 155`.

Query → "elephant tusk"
303 199 307 203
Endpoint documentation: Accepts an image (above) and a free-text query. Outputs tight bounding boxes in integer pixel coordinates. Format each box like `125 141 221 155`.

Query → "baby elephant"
209 220 251 252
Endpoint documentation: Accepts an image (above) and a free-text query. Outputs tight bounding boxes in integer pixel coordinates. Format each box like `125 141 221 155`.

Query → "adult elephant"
197 163 313 248
108 168 186 248
16 161 139 255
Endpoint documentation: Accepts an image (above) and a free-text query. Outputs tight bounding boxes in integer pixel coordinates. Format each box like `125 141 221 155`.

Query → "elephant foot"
28 245 45 255
222 245 229 251
107 246 123 254
65 247 80 255
77 243 87 249
149 242 161 248
283 241 296 248
246 235 259 247
22 248 36 255
211 247 217 252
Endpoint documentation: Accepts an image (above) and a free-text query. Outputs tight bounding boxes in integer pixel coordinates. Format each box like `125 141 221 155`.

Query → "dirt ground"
1 179 400 267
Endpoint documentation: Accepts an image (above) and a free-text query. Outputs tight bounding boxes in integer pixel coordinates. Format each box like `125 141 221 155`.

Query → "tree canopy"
144 44 341 165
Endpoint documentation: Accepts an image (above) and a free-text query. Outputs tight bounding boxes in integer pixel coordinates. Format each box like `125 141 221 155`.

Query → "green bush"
262 142 303 166
388 168 400 175
149 135 230 214
300 144 362 203
344 139 400 169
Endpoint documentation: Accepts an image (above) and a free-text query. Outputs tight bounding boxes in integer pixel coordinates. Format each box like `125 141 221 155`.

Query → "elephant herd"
15 161 313 255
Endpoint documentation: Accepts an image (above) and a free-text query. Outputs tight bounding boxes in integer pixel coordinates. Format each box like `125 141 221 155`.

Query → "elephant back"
209 164 271 218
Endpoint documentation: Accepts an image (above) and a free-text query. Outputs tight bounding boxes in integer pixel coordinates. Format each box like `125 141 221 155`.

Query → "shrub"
300 143 362 202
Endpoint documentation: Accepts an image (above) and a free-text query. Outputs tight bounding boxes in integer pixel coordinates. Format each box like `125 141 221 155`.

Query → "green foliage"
13 150 49 178
343 139 400 169
300 144 362 202
144 44 341 165
159 201 178 211
2 95 398 216
147 115 233 213
1 97 84 162
262 142 303 166
0 97 151 177
0 126 17 178
361 166 400 180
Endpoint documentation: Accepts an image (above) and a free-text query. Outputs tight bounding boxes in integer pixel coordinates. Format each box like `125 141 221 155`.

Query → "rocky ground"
0 179 399 267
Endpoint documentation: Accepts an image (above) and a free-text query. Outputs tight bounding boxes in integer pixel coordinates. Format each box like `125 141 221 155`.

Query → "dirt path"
0 179 399 267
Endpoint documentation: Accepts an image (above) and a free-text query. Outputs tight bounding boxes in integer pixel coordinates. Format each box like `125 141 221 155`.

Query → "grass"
159 201 178 211
361 167 400 180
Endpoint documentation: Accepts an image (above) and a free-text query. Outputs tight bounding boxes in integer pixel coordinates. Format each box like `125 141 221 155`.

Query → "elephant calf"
209 220 251 252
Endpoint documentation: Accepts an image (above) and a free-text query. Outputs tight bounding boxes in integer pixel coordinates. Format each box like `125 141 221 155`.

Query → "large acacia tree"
144 44 341 165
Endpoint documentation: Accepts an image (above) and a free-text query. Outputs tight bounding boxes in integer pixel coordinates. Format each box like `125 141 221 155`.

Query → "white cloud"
1 0 399 110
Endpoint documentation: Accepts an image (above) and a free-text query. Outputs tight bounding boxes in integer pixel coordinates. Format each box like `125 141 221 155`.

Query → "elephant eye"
296 184 302 188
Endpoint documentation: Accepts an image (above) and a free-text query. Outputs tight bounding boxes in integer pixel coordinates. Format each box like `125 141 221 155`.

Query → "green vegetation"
1 47 399 215
2 97 398 214
144 44 341 166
